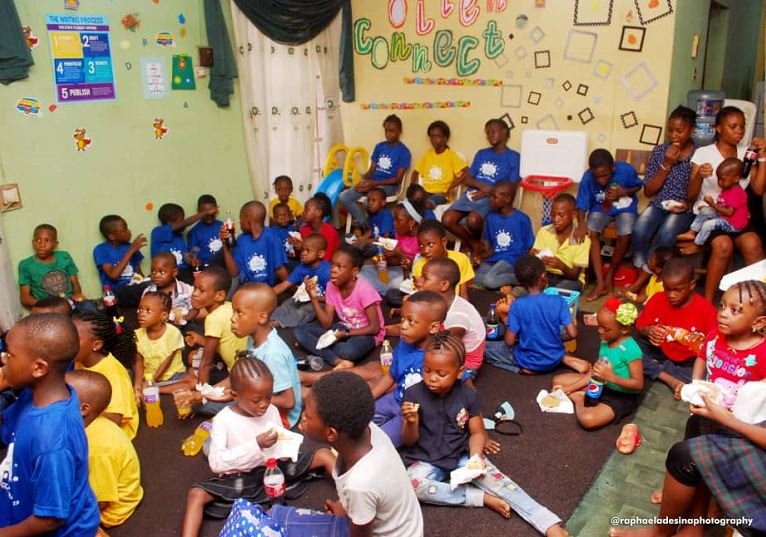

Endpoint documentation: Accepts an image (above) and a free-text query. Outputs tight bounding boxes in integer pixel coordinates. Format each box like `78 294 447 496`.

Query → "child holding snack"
353 187 394 257
93 214 147 306
181 357 334 537
412 220 474 300
269 202 299 271
294 245 385 370
402 332 567 536
618 246 672 305
552 297 644 433
412 120 469 208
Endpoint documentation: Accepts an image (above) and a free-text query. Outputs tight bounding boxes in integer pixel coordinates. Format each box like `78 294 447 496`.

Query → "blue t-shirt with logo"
483 210 534 265
367 207 394 238
151 224 188 269
288 260 331 296
93 242 144 288
507 293 572 372
370 141 412 182
270 223 298 258
469 147 521 188
232 228 287 285
0 388 100 536
187 220 224 265
389 340 425 403
576 161 643 215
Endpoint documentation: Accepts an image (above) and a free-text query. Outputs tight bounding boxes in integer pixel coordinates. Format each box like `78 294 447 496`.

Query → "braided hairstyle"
425 331 466 367
75 312 136 369
728 280 766 317
142 290 172 313
229 356 274 392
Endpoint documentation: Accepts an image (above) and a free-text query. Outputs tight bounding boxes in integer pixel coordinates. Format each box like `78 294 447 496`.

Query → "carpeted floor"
109 287 644 537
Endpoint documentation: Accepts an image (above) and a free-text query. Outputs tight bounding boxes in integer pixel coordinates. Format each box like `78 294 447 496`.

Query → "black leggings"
665 441 701 487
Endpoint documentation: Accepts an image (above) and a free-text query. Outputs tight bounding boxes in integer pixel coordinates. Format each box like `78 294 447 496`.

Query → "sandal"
616 423 641 454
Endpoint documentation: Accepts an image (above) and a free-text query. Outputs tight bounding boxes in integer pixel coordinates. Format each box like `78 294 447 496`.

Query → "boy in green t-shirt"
18 224 83 308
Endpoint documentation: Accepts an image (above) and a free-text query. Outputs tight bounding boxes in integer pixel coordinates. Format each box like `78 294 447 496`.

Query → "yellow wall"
0 0 252 298
343 0 677 220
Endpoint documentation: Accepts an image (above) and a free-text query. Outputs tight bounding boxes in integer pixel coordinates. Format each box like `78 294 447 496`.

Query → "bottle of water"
264 458 286 504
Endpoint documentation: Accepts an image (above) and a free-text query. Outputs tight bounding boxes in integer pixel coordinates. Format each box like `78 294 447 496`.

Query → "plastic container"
143 381 164 428
544 287 580 352
181 421 212 456
687 90 725 146
486 303 501 341
375 245 388 284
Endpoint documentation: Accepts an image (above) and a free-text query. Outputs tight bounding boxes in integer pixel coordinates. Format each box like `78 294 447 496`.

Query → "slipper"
484 401 523 436
616 423 641 454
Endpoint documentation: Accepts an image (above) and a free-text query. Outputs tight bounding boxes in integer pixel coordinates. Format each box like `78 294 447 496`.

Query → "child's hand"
305 276 318 298
401 401 420 424
663 143 681 166
184 331 205 348
483 438 502 455
647 325 668 347
699 163 714 178
690 392 730 424
134 385 143 407
131 234 147 251
324 499 347 517
256 428 279 449
541 256 565 271
668 200 689 214
592 360 614 382
572 225 587 244
219 224 231 243
288 235 303 250
703 194 715 206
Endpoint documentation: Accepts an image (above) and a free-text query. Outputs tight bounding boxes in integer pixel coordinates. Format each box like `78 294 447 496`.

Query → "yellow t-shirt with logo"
78 354 139 440
86 416 143 528
532 225 591 285
135 325 186 381
205 301 247 370
415 148 468 195
413 250 475 293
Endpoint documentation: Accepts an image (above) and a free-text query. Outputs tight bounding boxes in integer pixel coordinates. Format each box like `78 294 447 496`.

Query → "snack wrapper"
316 330 337 350
293 283 310 303
680 380 721 408
374 237 398 251
196 383 226 400
449 455 486 490
263 426 304 462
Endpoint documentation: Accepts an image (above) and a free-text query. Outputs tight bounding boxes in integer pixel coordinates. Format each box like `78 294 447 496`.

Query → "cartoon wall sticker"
153 118 168 139
155 32 175 47
15 97 42 117
22 26 39 49
122 13 140 31
73 128 92 151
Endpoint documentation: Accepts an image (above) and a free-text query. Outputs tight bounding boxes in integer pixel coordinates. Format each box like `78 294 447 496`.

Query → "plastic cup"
173 388 193 418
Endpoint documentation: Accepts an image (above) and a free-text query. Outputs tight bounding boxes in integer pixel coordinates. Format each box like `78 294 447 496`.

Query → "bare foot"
650 489 662 504
483 494 511 519
545 523 569 537
333 359 355 370
678 243 702 255
563 355 590 374
586 283 608 302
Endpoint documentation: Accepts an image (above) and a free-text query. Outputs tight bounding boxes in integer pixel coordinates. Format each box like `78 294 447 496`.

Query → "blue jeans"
636 334 694 383
586 211 636 235
631 204 693 271
691 209 736 245
271 300 317 328
339 184 398 224
293 322 376 366
407 456 561 535
473 261 518 290
373 392 403 447
359 265 405 296
483 340 521 373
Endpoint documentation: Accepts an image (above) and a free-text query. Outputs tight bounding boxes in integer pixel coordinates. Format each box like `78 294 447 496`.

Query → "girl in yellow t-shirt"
133 291 189 403
412 120 469 209
73 312 140 439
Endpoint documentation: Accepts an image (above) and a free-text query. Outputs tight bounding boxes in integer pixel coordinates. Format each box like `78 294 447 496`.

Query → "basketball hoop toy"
520 175 573 225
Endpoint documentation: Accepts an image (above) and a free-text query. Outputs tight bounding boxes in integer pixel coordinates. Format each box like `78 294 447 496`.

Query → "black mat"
111 288 618 537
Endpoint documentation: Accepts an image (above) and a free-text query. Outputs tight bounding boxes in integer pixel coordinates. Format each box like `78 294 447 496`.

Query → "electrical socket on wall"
0 183 22 212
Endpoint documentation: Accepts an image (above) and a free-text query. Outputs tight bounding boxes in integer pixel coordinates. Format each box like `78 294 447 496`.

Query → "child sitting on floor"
618 246 672 305
402 332 567 537
484 255 588 375
74 313 140 439
294 244 385 370
372 291 447 447
271 233 330 329
66 370 143 529
531 193 590 292
269 202 299 270
222 201 288 286
0 314 100 535
472 180 534 290
18 223 83 308
133 291 190 401
186 194 223 269
181 357 334 537
292 194 340 262
231 283 303 429
552 297 644 431
93 214 147 306
269 175 304 221
142 252 197 326
677 157 750 254
635 257 717 398
415 258 486 383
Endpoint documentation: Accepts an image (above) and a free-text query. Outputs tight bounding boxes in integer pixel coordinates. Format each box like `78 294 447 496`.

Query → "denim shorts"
587 211 636 235
449 191 492 217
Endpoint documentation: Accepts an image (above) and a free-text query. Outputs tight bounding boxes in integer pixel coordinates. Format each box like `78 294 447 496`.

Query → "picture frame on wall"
634 0 673 25
619 26 646 52
573 0 613 26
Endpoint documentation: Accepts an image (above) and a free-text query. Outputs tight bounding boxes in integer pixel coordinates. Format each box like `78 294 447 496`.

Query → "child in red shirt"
293 194 340 262
635 257 717 398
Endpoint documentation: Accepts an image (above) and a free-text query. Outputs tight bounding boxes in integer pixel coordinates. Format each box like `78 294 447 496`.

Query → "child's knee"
186 486 210 505
577 410 608 430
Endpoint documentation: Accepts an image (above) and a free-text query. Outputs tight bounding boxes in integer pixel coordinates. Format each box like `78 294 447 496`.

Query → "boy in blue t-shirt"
222 201 288 286
271 233 330 328
354 187 395 258
339 114 411 225
93 214 147 306
0 314 100 535
473 180 534 290
186 194 224 268
574 149 643 301
151 202 214 282
484 255 587 374
371 291 447 447
270 202 299 272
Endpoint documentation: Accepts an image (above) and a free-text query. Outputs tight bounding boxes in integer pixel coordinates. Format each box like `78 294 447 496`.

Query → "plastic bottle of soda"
376 245 389 284
486 303 500 340
380 340 393 375
181 421 212 456
264 458 286 504
224 210 237 248
742 147 758 178
102 285 119 319
584 358 607 407
143 381 164 428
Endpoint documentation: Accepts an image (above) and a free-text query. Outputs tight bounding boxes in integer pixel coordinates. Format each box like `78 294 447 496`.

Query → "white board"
520 130 588 183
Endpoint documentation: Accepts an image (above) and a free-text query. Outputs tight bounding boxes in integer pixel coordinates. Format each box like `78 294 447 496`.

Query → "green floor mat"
565 383 691 536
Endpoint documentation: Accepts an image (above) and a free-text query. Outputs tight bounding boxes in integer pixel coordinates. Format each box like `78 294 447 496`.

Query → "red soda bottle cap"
266 458 277 468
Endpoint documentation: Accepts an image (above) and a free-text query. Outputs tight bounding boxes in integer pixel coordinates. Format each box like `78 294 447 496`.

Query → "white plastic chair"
344 170 410 234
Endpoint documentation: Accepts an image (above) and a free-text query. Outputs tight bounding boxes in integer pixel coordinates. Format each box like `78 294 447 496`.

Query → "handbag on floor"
218 499 285 537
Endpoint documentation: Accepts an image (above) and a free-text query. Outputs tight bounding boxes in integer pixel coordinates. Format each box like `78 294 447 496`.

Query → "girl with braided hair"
73 311 139 439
